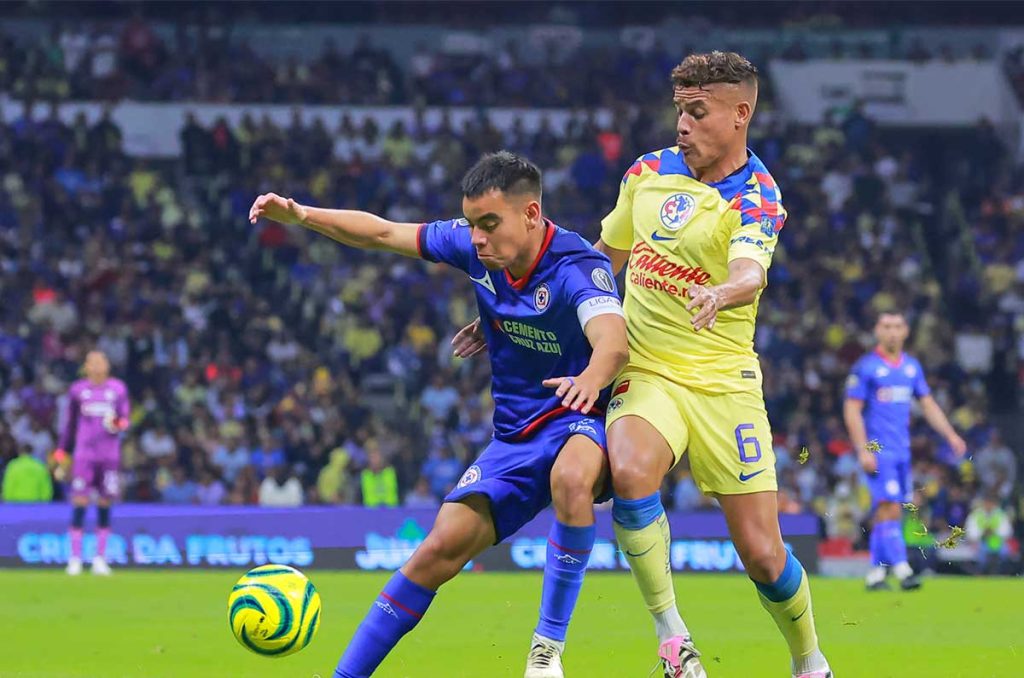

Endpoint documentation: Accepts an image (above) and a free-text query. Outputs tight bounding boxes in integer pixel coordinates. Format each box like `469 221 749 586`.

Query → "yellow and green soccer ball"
228 564 322 657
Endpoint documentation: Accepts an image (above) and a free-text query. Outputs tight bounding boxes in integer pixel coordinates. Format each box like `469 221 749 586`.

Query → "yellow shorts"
605 369 777 496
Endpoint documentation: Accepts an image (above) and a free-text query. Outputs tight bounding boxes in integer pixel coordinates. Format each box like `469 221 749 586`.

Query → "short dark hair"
461 151 542 200
876 309 907 322
671 51 758 89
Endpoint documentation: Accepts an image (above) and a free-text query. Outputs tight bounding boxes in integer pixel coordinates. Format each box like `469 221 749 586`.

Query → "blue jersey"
418 218 623 441
845 350 931 461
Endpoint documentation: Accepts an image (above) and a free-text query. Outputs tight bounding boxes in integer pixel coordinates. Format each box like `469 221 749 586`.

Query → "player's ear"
735 101 753 129
523 199 541 224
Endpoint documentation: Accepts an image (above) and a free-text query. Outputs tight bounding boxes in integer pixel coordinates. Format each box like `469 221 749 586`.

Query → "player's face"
84 351 110 382
874 314 909 353
673 83 750 172
462 190 542 271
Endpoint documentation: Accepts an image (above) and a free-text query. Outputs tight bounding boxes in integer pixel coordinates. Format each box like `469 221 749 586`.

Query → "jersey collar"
505 219 556 290
874 347 905 369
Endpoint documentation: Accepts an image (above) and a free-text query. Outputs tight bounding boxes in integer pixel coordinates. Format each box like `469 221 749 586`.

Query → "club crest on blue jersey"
660 193 696 231
591 268 615 293
457 464 482 488
534 283 551 312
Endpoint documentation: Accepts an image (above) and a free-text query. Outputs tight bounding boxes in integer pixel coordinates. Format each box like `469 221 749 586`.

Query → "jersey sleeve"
561 252 624 331
58 387 79 451
116 381 131 421
912 360 931 398
416 218 473 273
845 359 870 401
599 157 643 251
727 174 787 272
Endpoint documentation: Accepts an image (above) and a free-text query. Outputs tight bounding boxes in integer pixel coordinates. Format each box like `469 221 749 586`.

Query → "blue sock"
536 521 595 642
334 571 436 678
869 521 886 567
753 549 803 602
611 492 664 529
881 519 907 566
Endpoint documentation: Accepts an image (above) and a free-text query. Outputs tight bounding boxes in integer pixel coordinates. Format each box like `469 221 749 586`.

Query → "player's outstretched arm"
843 397 876 473
593 239 630 275
543 313 628 415
918 395 968 457
249 193 422 258
685 257 764 331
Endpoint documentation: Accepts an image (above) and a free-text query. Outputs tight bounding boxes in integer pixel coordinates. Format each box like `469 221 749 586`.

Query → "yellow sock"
613 512 675 614
758 567 819 661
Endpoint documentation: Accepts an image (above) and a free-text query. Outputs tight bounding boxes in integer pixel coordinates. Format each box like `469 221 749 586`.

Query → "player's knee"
551 462 599 510
609 453 661 498
875 501 900 522
738 539 785 583
406 529 472 586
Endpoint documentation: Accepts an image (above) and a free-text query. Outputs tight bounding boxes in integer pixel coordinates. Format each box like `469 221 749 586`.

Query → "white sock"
892 561 914 580
865 566 887 585
653 607 689 642
792 648 829 675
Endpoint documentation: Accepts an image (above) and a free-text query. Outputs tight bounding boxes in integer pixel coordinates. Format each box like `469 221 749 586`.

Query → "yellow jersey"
601 146 786 394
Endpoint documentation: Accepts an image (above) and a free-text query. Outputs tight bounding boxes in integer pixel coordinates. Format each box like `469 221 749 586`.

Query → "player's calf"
334 497 495 678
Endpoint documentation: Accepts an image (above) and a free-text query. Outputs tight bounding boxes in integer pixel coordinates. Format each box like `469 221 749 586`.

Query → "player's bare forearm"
919 396 955 438
249 193 421 257
843 399 869 452
711 258 765 309
580 314 629 388
686 258 764 330
593 239 630 275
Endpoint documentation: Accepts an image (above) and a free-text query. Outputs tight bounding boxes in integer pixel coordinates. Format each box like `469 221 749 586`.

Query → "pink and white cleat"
656 635 707 678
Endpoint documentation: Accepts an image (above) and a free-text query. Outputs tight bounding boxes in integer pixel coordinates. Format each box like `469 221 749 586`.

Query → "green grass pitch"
1 570 1021 677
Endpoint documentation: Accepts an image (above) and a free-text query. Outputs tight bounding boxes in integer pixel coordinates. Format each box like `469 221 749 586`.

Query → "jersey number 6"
734 423 762 463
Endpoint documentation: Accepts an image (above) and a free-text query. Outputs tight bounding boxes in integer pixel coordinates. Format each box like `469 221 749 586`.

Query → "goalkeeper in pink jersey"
55 350 130 576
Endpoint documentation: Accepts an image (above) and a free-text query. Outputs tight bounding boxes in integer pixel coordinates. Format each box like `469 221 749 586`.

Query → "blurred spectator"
403 476 440 509
258 465 304 507
974 431 1017 500
965 495 1014 574
196 468 227 506
318 448 355 505
161 465 198 504
1 445 54 502
361 443 399 508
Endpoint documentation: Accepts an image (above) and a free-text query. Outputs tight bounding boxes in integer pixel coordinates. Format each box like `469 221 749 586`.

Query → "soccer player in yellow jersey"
454 52 831 678
595 52 832 678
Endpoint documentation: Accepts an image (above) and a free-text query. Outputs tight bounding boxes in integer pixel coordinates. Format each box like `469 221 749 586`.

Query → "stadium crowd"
1 20 1022 569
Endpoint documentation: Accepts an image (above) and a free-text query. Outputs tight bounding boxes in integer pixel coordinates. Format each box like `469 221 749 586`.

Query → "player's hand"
543 374 601 415
248 192 308 226
947 432 967 458
686 284 724 331
452 318 487 359
858 449 878 474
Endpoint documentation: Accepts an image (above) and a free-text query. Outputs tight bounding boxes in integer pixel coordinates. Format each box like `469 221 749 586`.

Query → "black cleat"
866 579 891 591
899 574 923 591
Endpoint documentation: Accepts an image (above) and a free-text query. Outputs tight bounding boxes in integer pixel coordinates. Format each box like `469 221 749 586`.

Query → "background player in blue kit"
844 311 967 591
249 151 628 678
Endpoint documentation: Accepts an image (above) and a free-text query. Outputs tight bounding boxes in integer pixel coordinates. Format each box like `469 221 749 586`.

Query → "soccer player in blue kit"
843 311 966 591
250 151 628 678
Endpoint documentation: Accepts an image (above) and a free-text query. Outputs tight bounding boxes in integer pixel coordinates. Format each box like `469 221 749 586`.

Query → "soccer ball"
228 564 322 657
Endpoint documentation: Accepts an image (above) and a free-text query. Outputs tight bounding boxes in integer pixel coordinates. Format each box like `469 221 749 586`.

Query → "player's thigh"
682 388 777 496
550 433 607 504
406 494 495 573
70 458 96 503
606 373 688 497
716 491 786 581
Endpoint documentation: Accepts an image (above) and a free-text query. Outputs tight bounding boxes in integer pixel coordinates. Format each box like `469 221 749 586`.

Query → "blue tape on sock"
754 550 803 602
612 492 664 530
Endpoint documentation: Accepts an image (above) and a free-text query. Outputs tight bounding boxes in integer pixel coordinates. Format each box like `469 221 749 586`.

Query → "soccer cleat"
899 574 922 591
66 557 83 576
865 580 891 591
656 635 707 678
524 633 564 678
91 556 112 576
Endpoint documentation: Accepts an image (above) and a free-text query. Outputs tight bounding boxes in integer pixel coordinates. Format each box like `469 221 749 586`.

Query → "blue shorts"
445 413 607 543
865 458 912 506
